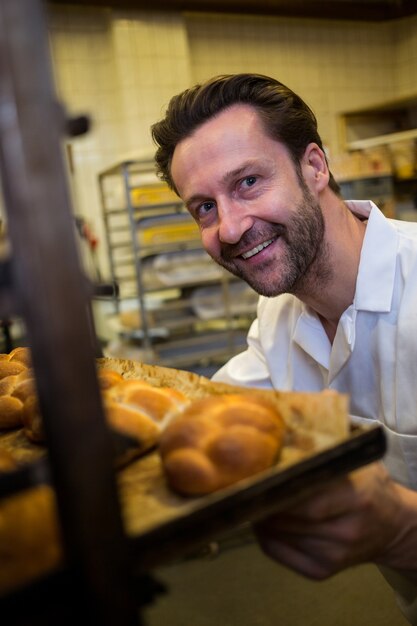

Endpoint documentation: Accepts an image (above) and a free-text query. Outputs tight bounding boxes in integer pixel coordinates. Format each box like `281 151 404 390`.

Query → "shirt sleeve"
211 317 273 389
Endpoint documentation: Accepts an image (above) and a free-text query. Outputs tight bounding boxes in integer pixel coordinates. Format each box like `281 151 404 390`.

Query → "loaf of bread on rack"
101 376 190 454
0 348 33 429
0 485 62 595
0 358 188 461
159 394 287 496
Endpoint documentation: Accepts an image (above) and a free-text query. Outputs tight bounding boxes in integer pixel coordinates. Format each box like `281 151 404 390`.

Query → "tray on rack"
0 357 387 593
0 426 386 598
119 421 386 569
0 421 385 590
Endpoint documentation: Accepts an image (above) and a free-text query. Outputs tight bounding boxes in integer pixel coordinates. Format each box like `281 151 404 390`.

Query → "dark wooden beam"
47 0 417 21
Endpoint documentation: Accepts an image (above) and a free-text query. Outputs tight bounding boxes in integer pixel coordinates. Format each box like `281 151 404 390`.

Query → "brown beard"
208 184 332 298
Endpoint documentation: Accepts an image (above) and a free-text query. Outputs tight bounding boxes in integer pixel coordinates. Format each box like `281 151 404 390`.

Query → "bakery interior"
0 0 417 624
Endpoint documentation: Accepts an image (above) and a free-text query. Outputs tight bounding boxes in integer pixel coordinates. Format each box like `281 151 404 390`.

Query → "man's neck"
296 198 368 344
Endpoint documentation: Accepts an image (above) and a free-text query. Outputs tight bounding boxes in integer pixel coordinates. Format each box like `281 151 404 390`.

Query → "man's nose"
218 201 253 244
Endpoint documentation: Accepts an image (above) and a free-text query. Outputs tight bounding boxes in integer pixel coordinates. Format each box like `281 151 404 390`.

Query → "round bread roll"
159 394 286 496
0 374 18 397
103 400 161 451
0 396 25 430
8 347 32 368
0 360 26 381
97 368 124 391
0 348 32 429
0 370 35 429
22 395 45 443
105 379 189 426
0 368 32 391
0 485 62 595
11 376 37 403
102 379 190 457
0 448 18 472
20 372 189 456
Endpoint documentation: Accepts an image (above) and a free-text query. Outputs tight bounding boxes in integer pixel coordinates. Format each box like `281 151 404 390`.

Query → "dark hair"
151 73 340 195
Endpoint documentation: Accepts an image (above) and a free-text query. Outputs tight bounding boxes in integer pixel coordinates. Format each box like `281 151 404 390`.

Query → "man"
151 73 417 622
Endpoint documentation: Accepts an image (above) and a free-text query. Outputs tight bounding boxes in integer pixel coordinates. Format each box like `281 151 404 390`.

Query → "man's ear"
301 143 329 193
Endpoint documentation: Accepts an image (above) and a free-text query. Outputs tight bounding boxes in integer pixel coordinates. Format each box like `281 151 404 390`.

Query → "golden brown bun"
22 395 45 443
104 400 161 451
0 360 26 380
0 485 62 594
102 379 189 458
106 379 189 424
0 374 18 397
0 369 34 430
18 368 188 457
0 349 32 429
0 396 25 430
97 368 124 390
0 448 18 472
8 347 32 368
12 376 36 403
0 370 32 396
159 394 286 496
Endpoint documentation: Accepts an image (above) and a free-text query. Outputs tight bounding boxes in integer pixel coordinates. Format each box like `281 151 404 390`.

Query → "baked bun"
0 360 27 381
103 401 161 452
0 448 18 472
0 350 33 430
22 395 45 443
20 370 190 459
7 347 32 368
159 394 286 496
103 379 190 456
105 380 189 426
97 368 124 391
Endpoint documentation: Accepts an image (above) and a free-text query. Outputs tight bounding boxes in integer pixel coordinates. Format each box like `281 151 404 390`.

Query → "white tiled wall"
393 15 417 95
47 6 191 276
46 6 417 278
185 13 396 157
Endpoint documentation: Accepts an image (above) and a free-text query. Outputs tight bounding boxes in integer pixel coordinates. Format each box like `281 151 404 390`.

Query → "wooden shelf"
346 128 417 151
339 93 417 152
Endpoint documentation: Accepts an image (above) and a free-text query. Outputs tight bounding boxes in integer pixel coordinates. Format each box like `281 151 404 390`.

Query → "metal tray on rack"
119 421 386 570
0 419 385 595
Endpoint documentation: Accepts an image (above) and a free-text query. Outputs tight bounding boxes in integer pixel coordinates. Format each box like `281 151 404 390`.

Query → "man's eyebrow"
184 160 257 209
221 161 256 186
183 193 208 210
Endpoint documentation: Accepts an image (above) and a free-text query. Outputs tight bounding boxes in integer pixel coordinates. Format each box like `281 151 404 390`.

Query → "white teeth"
241 238 274 259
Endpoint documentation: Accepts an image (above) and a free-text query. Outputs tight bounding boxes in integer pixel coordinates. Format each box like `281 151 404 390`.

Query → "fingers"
279 462 391 523
255 527 347 579
252 463 403 578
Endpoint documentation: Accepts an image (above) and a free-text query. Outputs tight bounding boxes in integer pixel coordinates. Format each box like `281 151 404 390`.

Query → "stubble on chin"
210 192 332 298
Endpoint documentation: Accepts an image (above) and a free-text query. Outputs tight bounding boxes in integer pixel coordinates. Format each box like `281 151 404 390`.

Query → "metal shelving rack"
98 160 257 371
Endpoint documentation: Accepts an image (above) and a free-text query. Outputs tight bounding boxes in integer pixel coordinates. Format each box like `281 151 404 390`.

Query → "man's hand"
254 462 417 580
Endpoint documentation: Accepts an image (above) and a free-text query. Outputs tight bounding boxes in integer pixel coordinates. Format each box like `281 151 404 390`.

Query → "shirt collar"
346 200 398 313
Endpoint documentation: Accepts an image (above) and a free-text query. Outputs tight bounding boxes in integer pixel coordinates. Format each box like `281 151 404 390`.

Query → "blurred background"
2 0 417 375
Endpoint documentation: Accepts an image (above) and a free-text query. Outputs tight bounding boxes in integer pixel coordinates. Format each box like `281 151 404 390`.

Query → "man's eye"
199 201 215 214
243 176 257 188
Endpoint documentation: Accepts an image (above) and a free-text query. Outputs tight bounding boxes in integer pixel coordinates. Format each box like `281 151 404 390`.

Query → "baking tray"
0 419 385 600
121 422 386 571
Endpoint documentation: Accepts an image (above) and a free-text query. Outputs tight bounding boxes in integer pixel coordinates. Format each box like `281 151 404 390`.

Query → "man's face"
171 104 326 297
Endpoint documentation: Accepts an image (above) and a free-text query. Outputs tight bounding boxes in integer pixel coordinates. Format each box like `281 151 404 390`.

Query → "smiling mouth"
241 238 275 260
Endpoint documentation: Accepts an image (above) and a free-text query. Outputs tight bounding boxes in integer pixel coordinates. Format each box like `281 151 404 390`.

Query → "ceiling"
47 0 417 21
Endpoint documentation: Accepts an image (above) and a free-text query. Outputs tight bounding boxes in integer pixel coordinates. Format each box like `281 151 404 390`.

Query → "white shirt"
214 200 417 489
214 200 417 622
